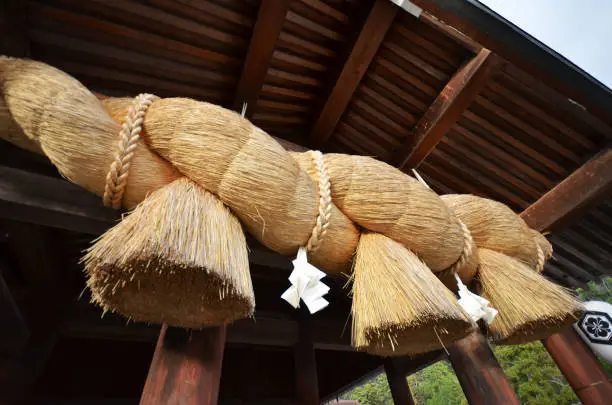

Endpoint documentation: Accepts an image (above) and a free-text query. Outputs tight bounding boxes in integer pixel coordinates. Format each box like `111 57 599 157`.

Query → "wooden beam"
384 359 416 405
232 0 290 116
521 146 612 233
542 328 612 405
409 0 612 128
392 48 500 169
0 0 29 56
139 324 226 405
310 0 398 145
0 164 292 271
447 331 520 405
293 311 320 405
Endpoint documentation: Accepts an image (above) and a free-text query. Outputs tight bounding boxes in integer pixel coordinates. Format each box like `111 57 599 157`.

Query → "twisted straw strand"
446 220 474 276
103 93 158 209
305 150 332 254
535 244 545 273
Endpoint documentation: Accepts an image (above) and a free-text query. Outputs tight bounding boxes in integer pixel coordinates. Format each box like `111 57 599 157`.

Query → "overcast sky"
479 0 612 89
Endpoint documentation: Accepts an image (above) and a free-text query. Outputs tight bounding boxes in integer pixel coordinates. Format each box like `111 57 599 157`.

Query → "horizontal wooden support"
310 0 398 145
0 164 291 270
521 146 612 232
61 300 352 351
392 48 500 169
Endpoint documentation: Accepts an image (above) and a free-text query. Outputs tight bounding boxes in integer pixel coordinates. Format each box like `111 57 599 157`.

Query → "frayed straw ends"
83 178 254 328
352 233 475 356
478 249 583 344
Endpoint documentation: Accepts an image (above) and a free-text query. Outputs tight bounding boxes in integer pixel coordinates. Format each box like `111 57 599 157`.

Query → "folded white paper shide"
281 247 330 314
455 274 498 324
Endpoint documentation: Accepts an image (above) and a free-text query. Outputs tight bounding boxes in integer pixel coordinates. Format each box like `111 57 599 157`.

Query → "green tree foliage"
407 361 466 405
493 342 578 405
577 276 612 304
344 373 392 405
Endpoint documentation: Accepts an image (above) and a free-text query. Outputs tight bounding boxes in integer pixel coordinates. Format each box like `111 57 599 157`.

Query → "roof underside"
14 0 609 287
1 0 611 402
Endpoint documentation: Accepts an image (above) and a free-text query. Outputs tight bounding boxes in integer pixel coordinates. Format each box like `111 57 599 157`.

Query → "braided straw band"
103 94 158 209
305 151 332 254
535 244 545 273
438 219 474 279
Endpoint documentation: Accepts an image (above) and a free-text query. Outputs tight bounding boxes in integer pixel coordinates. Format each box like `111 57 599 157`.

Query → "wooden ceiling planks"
392 48 500 169
309 0 398 145
326 9 473 159
26 0 258 106
248 0 374 144
232 0 289 115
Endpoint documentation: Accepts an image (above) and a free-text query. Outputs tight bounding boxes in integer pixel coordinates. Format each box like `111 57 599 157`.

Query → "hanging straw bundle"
0 58 581 351
441 194 583 343
83 178 254 327
352 232 475 356
478 249 582 344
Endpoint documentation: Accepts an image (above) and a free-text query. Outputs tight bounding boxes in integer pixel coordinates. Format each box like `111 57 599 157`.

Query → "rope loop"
535 244 545 273
305 150 332 254
103 93 158 209
447 219 474 275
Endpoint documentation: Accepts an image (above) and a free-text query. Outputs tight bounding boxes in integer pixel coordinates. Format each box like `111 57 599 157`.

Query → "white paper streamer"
281 247 330 314
455 274 498 324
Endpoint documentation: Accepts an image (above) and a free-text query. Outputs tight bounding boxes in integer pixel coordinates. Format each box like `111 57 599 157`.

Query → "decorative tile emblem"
578 311 612 345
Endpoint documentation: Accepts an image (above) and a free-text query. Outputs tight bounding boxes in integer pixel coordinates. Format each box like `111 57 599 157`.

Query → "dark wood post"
447 331 520 405
542 328 612 404
293 312 319 405
139 324 227 405
384 359 416 405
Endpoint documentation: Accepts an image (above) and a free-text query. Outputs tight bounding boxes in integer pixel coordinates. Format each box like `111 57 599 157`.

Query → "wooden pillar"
542 328 612 405
293 312 319 405
139 324 226 405
384 359 416 405
447 331 520 405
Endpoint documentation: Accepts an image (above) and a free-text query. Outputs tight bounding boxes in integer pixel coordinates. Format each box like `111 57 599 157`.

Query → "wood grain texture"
447 331 520 405
293 311 319 405
521 146 612 232
310 0 398 145
139 324 227 405
384 359 416 405
392 48 500 169
542 328 612 405
232 0 290 115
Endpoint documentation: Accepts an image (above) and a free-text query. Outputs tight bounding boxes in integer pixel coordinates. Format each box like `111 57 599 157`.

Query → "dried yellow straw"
83 177 254 328
478 248 582 344
352 232 475 356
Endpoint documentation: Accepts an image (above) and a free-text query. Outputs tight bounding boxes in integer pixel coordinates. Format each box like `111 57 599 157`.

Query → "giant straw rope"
0 58 582 353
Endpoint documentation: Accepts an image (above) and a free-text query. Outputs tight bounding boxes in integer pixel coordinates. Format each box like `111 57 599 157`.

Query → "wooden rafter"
392 48 501 169
310 0 398 145
232 0 289 116
521 146 612 232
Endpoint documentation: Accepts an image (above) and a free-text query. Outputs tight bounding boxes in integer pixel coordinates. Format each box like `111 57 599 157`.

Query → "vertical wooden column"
542 328 612 404
139 324 227 405
293 311 319 405
384 359 416 405
447 331 520 405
